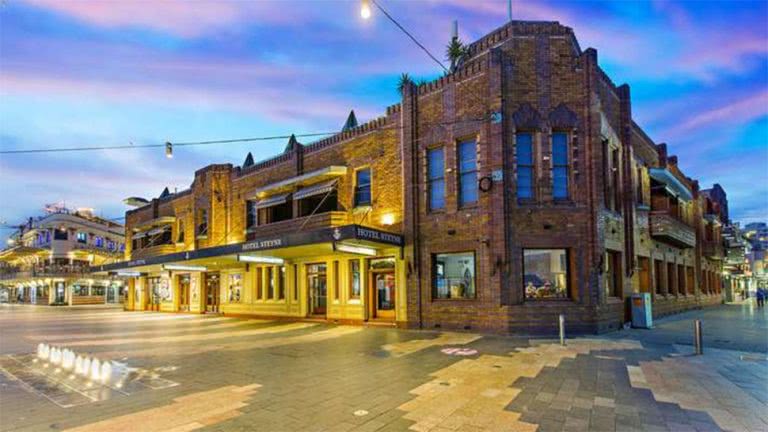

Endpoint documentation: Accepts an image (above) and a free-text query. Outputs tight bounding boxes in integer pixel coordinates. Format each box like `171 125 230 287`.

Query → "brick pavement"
0 303 765 432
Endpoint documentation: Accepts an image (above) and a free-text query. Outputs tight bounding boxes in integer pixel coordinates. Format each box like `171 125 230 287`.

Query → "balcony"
649 211 696 248
702 240 724 260
246 211 348 240
0 264 91 281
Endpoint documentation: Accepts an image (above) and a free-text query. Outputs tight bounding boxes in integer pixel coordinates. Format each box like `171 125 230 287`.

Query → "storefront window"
524 249 569 299
433 252 476 299
228 274 242 303
72 284 88 296
278 267 285 300
349 259 361 299
91 285 106 296
267 267 275 299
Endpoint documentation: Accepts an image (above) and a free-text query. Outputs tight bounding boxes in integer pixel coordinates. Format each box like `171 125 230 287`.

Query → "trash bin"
631 293 652 329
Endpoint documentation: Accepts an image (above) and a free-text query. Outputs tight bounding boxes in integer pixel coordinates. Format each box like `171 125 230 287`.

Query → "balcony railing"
0 264 91 281
702 240 724 260
649 211 696 248
246 211 348 240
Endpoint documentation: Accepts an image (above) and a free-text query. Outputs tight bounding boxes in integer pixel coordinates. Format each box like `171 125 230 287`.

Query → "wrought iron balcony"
0 264 91 281
701 240 724 260
649 211 696 248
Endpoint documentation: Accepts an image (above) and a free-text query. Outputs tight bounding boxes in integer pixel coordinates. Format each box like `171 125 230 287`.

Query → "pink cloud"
664 90 768 137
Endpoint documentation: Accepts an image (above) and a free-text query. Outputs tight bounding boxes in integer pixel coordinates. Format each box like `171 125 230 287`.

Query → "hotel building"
94 21 728 333
0 207 126 305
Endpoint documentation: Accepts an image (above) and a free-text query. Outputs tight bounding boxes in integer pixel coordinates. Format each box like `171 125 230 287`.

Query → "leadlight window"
246 201 256 229
354 168 372 207
228 274 242 303
177 221 185 243
524 249 569 299
427 148 445 210
458 140 478 206
433 252 476 299
517 133 534 199
552 132 569 199
349 259 361 299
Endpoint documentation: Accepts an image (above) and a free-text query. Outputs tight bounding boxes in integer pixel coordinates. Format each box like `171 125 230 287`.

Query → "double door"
371 270 396 320
205 273 220 313
307 264 327 316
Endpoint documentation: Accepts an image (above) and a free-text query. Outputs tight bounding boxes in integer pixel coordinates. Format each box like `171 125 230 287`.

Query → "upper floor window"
197 208 208 237
354 168 372 207
177 221 185 243
53 228 68 241
76 232 87 244
516 133 534 199
107 239 115 251
607 146 622 213
94 236 104 248
552 132 569 199
458 139 478 206
427 147 445 211
246 201 256 229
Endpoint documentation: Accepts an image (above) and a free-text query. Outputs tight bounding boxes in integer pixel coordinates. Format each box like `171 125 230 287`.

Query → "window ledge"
524 297 573 302
196 235 208 240
431 297 478 303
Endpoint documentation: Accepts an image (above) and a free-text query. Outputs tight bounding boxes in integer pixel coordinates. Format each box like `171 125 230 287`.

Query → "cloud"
662 90 768 138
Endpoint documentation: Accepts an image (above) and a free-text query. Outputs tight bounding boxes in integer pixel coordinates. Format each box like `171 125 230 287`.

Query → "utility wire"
371 0 448 73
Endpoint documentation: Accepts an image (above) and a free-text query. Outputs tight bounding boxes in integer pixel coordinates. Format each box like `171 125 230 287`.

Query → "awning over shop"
255 193 290 210
293 180 337 200
91 224 404 274
649 168 693 201
248 166 347 199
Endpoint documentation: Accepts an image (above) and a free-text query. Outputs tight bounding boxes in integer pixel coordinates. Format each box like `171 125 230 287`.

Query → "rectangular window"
517 133 534 199
107 240 115 251
177 221 185 243
76 232 87 244
228 274 242 303
611 147 621 213
197 208 208 236
605 251 622 298
552 133 569 199
246 201 256 229
433 252 476 299
524 249 569 299
354 168 372 207
677 264 686 295
427 147 445 211
667 263 676 295
54 229 68 241
256 267 263 300
267 267 275 300
94 236 104 248
333 261 340 301
278 267 285 300
458 140 478 206
349 259 361 299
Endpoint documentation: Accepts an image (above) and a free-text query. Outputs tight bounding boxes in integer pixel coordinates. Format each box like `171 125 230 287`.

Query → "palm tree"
446 37 467 73
397 72 412 94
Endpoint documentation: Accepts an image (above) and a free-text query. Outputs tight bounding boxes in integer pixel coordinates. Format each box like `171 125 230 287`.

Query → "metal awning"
248 166 347 199
649 168 693 201
255 193 291 210
293 180 338 201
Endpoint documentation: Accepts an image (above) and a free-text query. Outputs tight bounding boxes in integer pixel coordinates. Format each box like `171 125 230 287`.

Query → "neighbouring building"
93 20 730 333
0 206 126 305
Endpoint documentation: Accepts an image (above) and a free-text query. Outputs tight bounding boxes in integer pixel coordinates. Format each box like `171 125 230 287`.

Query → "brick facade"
116 20 727 334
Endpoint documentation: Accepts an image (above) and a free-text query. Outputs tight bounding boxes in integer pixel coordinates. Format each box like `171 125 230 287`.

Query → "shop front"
94 225 406 325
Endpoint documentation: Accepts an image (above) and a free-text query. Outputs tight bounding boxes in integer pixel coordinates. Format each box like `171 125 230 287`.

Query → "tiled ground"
0 302 765 432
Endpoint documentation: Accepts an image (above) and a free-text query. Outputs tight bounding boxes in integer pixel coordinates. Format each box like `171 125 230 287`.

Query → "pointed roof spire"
342 110 358 131
159 187 171 199
243 152 254 168
284 134 302 153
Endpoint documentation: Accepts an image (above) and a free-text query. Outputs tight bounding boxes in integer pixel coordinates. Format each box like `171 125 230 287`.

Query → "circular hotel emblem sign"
441 347 478 356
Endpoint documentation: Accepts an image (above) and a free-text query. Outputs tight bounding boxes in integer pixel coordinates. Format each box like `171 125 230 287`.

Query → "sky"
1 0 766 240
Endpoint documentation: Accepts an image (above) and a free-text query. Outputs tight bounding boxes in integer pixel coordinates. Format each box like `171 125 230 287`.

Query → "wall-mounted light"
334 243 377 256
237 255 284 265
162 264 206 272
380 213 396 226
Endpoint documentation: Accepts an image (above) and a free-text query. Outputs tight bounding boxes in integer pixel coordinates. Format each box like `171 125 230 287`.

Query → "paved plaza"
0 303 765 432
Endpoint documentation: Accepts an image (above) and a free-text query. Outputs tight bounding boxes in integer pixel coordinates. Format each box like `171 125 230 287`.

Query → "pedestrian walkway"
0 304 765 431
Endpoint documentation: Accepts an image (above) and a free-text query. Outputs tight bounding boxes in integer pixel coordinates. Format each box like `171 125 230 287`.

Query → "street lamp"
360 0 371 19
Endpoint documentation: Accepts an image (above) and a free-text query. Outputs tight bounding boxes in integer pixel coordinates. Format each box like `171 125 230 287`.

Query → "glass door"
205 273 220 313
307 264 327 316
373 272 396 320
179 275 190 311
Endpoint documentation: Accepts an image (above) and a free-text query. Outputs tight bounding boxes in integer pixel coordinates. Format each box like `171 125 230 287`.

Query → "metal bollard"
559 314 565 346
694 320 703 355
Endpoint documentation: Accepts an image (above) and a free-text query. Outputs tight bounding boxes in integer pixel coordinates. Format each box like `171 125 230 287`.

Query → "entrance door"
638 257 650 293
372 271 396 320
205 273 220 313
307 264 327 316
179 275 190 311
106 284 117 303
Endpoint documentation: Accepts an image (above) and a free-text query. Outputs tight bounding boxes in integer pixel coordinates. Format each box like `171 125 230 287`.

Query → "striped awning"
293 180 337 201
255 193 290 210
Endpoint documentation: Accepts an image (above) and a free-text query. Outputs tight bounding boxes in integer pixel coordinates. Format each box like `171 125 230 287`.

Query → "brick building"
93 21 727 333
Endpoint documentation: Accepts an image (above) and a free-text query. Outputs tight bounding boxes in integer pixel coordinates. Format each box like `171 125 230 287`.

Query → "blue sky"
1 0 766 239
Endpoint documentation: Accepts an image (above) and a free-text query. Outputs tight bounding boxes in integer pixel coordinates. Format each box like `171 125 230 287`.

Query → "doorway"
307 263 327 316
178 275 190 311
369 258 396 321
54 282 66 303
638 257 650 293
205 273 220 313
